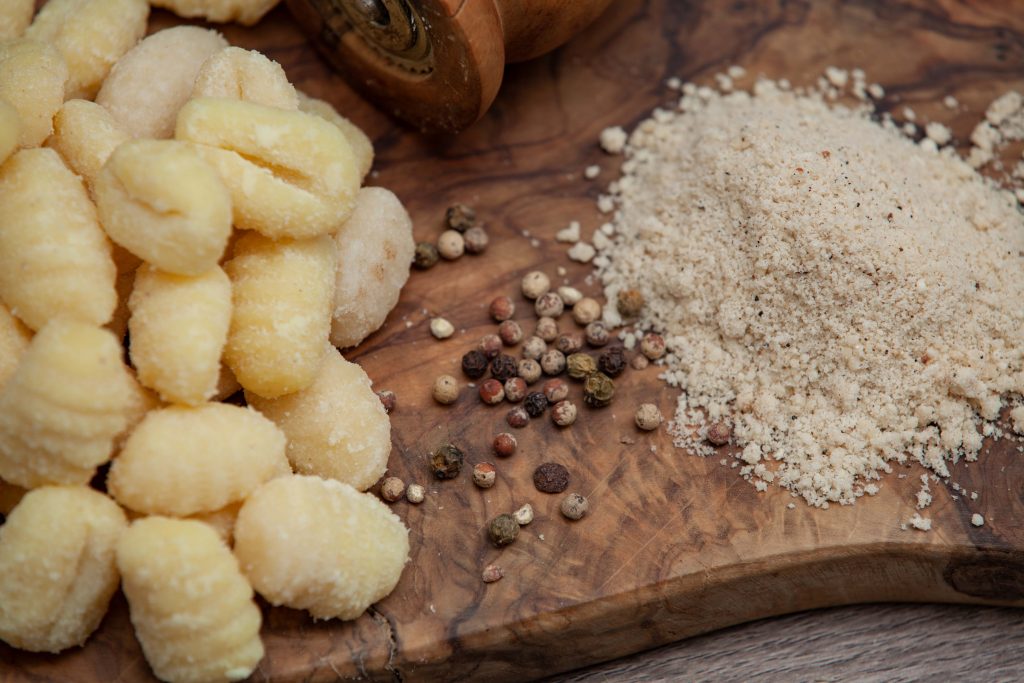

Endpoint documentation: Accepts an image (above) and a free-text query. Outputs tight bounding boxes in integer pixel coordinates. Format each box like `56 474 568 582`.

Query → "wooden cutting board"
4 1 1024 681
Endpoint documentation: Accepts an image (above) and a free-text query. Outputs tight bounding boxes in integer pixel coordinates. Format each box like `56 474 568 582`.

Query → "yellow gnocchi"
129 265 232 405
0 320 137 488
297 91 374 181
193 46 298 110
247 347 390 491
176 97 360 239
107 403 289 517
26 0 148 100
151 0 281 26
49 99 131 189
117 517 264 683
0 148 117 331
96 26 228 139
223 231 337 399
94 139 232 276
0 302 31 388
0 486 126 653
0 0 32 40
234 475 409 620
0 39 68 149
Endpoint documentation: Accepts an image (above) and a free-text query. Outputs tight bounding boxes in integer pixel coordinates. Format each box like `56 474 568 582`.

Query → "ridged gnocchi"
223 231 337 399
151 0 281 26
329 187 415 348
0 302 31 388
96 26 228 139
108 403 289 516
193 46 298 110
246 347 390 491
117 517 264 683
0 486 126 652
94 139 232 276
0 39 68 149
0 320 137 488
49 99 131 189
176 97 360 239
129 265 232 405
0 0 33 40
234 475 409 620
297 91 374 181
0 148 117 331
25 0 148 100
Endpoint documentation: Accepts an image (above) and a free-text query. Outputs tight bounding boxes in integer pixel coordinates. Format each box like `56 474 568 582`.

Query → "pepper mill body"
286 0 614 132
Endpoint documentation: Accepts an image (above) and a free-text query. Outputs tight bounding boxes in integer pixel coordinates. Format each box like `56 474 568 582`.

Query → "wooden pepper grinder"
286 0 614 133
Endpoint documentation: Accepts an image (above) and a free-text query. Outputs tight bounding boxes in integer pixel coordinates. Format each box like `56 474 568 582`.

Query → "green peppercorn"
566 352 597 379
413 242 440 269
431 443 464 479
487 513 520 547
582 372 615 407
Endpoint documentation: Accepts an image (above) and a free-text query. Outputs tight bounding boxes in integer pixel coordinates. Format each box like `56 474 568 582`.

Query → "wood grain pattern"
3 1 1024 681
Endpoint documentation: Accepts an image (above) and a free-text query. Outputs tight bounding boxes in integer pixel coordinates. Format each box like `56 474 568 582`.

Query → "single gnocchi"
297 91 374 181
247 347 390 491
234 475 409 620
0 0 33 40
176 97 360 239
151 0 281 26
107 403 289 517
48 99 131 189
129 265 232 405
0 302 31 388
223 232 337 399
329 187 415 348
26 0 148 100
94 139 232 276
117 517 264 683
96 26 228 139
193 46 298 110
0 486 126 653
0 39 68 149
0 320 137 488
0 148 118 331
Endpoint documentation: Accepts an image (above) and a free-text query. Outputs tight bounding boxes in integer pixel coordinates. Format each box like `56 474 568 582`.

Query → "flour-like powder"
593 79 1024 507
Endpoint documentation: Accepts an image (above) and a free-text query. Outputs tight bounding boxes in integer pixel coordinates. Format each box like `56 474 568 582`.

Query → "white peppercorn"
406 483 425 504
557 286 583 306
534 292 565 318
640 332 666 360
540 349 566 375
573 298 602 325
504 376 527 402
513 503 534 525
498 319 524 346
560 493 589 520
535 316 559 342
551 400 577 426
473 462 497 489
478 333 503 359
585 321 610 347
432 374 459 404
521 271 551 300
631 354 650 370
430 317 454 339
555 333 583 355
517 358 542 384
634 403 662 431
482 564 504 583
522 335 547 360
380 477 405 502
437 230 465 259
463 226 489 254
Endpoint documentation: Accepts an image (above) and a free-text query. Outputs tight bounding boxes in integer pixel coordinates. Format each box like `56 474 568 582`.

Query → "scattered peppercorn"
490 354 518 382
493 432 517 457
524 391 548 417
533 462 569 493
635 403 662 431
461 349 489 379
566 352 597 379
437 230 465 260
535 316 559 342
431 443 464 479
560 492 589 520
555 332 583 355
543 378 569 403
473 462 497 489
463 226 489 254
413 242 439 269
557 286 583 305
498 319 524 346
430 317 454 339
706 422 732 446
489 296 515 322
521 271 551 300
631 354 650 370
481 564 504 583
617 289 645 318
540 349 566 375
478 333 503 360
513 503 534 526
640 332 666 360
504 376 527 402
597 346 627 377
445 203 476 232
582 372 615 407
377 390 396 414
380 477 405 502
585 321 610 347
479 378 505 405
517 358 542 384
506 406 529 428
521 335 547 360
572 298 602 325
432 374 459 405
534 292 565 318
551 400 578 426
487 513 520 547
406 483 425 504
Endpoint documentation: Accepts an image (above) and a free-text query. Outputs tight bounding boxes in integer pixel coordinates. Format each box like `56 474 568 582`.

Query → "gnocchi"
176 97 360 239
0 0 32 40
151 0 281 26
0 39 68 149
117 517 264 683
329 187 415 348
0 100 18 164
297 91 374 181
223 231 337 399
0 302 31 388
234 475 409 620
247 347 390 491
0 148 118 331
49 99 131 189
96 26 228 139
193 46 298 110
129 265 232 405
26 0 148 100
190 501 242 544
0 486 126 652
0 320 137 488
94 139 232 276
108 403 289 516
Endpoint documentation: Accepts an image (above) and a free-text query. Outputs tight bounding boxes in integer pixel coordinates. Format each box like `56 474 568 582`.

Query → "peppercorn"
432 374 459 405
498 319 524 346
631 354 650 370
560 493 589 520
640 332 666 360
543 378 569 403
517 358 542 384
534 292 564 318
524 391 548 417
479 378 505 405
555 332 583 355
430 317 454 339
635 403 662 431
380 477 405 502
535 316 559 342
504 376 527 402
572 297 602 325
617 289 645 318
461 350 489 379
557 286 583 305
490 354 518 382
473 462 497 488
706 422 732 446
597 346 627 377
551 400 578 427
506 406 529 428
540 349 566 375
489 296 515 322
493 432 517 457
566 352 597 380
487 513 519 547
513 503 534 525
521 335 547 360
585 321 610 347
482 564 504 583
413 242 439 269
463 226 489 254
521 271 550 300
445 203 476 232
582 372 615 407
406 483 425 504
437 230 465 260
377 390 396 414
478 333 503 359
533 462 569 493
431 443 464 479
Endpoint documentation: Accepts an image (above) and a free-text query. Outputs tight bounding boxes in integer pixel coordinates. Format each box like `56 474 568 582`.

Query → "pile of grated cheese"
592 77 1024 508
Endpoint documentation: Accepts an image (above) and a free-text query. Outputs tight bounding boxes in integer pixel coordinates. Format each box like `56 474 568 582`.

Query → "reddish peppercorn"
479 378 505 405
493 432 517 457
461 350 488 379
498 319 524 346
617 289 645 318
555 332 583 355
489 296 515 322
504 376 527 402
506 406 529 428
479 333 503 359
543 378 569 403
707 422 732 446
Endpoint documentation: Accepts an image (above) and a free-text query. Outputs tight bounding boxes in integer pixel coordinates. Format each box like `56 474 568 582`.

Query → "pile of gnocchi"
0 0 417 680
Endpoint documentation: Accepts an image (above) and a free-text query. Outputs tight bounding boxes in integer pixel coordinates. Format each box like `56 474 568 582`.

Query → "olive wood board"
3 1 1024 681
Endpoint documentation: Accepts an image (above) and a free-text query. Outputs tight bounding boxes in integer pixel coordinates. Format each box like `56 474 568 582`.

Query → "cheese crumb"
567 242 596 263
925 121 952 145
971 513 985 527
909 513 932 531
1010 406 1024 434
943 95 959 109
599 126 628 154
555 220 581 243
584 165 601 179
916 474 932 509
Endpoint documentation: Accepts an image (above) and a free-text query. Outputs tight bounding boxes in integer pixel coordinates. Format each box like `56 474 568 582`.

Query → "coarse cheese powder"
594 79 1024 508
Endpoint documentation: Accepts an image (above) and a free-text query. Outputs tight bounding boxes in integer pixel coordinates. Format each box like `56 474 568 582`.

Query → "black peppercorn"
413 242 439 269
533 462 569 493
490 354 518 382
431 443 464 479
597 346 627 377
523 391 548 417
461 350 488 379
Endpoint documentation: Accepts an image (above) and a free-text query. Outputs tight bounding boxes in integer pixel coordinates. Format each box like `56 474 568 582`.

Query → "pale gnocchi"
0 302 31 388
151 0 281 26
0 39 68 149
48 99 131 189
0 0 33 40
297 91 374 181
193 46 298 110
0 100 18 165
